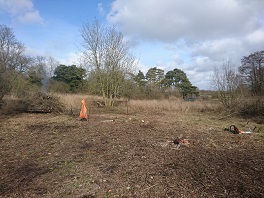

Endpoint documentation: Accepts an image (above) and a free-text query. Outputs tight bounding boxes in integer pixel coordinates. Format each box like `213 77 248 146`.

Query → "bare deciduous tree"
27 56 60 93
0 24 26 104
212 61 242 108
240 50 264 96
0 25 26 71
80 19 137 107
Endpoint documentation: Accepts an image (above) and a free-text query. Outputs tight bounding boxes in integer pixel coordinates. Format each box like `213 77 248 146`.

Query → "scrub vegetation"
0 21 263 197
0 95 264 197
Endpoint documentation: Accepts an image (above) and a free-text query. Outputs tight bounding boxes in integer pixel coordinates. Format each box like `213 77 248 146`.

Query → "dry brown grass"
127 98 219 113
53 94 219 118
0 103 263 197
1 93 264 197
53 93 104 114
55 93 103 107
54 94 220 116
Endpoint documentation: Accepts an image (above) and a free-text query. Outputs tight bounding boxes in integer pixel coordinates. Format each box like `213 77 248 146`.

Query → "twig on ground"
141 184 158 192
219 111 238 120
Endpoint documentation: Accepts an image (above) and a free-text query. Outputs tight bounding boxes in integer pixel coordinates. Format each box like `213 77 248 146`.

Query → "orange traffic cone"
80 99 88 121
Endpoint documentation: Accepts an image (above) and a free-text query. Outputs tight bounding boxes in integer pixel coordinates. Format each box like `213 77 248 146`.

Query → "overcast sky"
1 0 264 89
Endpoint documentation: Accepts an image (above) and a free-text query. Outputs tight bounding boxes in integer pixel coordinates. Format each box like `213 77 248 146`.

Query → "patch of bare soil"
0 111 263 197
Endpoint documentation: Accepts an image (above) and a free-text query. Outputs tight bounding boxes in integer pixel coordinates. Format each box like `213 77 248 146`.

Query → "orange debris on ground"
80 99 88 120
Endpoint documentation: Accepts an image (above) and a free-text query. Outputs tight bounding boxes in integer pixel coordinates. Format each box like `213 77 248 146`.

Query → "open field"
0 97 264 197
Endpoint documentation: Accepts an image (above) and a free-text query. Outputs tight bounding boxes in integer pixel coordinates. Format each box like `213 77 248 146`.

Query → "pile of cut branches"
24 92 64 113
1 92 65 114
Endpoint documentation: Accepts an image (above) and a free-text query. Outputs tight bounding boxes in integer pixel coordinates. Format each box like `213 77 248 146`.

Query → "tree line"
0 21 263 109
211 51 264 119
0 22 198 107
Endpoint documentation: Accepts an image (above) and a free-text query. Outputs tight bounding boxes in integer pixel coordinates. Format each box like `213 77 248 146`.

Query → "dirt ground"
0 109 263 197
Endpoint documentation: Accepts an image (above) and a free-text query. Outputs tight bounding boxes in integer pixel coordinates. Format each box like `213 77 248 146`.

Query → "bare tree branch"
79 19 137 107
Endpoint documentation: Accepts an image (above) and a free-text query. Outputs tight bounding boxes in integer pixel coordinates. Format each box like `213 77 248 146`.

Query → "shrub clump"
1 92 65 114
238 97 264 123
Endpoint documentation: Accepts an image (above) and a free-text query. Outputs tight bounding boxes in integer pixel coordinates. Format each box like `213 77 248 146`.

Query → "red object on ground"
80 99 88 119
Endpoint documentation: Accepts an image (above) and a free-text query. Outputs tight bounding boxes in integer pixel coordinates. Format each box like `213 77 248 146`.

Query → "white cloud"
135 60 149 75
1 0 33 14
25 45 80 66
107 0 263 42
98 3 105 15
59 52 82 66
24 46 41 57
18 10 44 24
0 0 44 24
246 29 264 45
186 70 214 90
191 38 244 63
106 0 264 89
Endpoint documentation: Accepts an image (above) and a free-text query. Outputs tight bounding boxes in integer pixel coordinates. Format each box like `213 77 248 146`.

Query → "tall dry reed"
54 93 103 112
55 93 219 114
128 99 218 113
